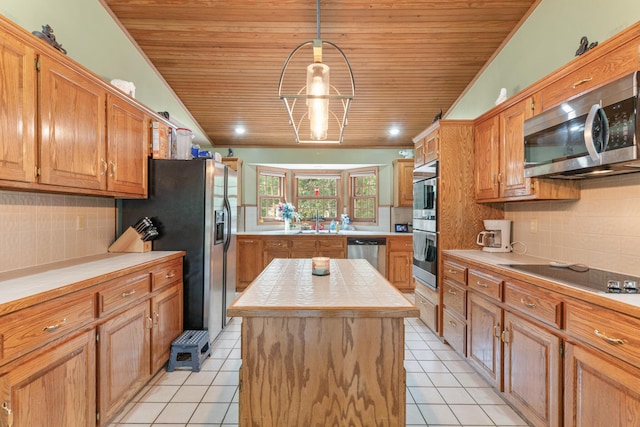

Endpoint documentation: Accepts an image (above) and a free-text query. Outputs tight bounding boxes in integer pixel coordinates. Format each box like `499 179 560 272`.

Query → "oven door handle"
584 104 609 162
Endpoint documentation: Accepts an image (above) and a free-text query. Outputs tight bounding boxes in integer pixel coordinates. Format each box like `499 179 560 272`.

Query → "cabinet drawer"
442 280 466 318
443 310 466 355
291 239 317 250
468 269 502 300
505 280 563 328
388 237 412 252
318 238 346 250
565 302 640 368
414 288 438 332
98 272 150 316
263 238 290 250
151 260 182 291
442 260 466 286
0 291 95 363
541 42 638 110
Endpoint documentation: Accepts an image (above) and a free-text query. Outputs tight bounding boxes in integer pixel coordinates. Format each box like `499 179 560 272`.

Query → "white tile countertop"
445 250 640 310
0 251 184 311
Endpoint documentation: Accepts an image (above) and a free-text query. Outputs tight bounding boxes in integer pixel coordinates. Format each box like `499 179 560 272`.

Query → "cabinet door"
0 32 36 183
0 330 96 427
39 54 107 190
106 94 148 196
151 281 184 373
262 239 289 268
467 292 502 388
564 343 640 427
499 98 535 198
393 159 414 207
473 116 500 200
503 311 562 427
424 130 439 164
237 237 263 290
414 138 425 168
387 251 413 291
98 300 151 425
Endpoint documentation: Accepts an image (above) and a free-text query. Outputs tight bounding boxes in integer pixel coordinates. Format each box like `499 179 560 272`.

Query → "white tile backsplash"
505 173 640 275
0 190 116 273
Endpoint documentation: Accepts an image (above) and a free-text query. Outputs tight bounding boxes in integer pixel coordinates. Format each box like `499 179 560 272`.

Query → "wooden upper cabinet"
424 130 439 164
107 94 148 196
38 54 107 190
392 158 414 207
473 115 500 201
413 138 425 168
499 98 535 199
0 30 36 183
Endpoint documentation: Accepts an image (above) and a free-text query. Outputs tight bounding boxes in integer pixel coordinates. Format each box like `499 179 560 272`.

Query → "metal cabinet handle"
122 289 136 298
2 402 13 427
42 317 67 332
493 174 498 187
109 161 116 177
572 77 593 89
520 298 536 309
501 329 510 343
447 289 457 296
447 269 458 275
100 158 108 176
165 272 176 279
594 329 625 345
497 172 503 184
153 311 160 325
493 325 501 339
448 320 457 327
475 281 489 288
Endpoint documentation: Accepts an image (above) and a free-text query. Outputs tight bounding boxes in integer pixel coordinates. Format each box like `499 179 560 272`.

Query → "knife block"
108 227 152 253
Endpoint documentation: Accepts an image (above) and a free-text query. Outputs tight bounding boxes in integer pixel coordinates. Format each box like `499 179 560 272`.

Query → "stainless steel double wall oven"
412 162 438 290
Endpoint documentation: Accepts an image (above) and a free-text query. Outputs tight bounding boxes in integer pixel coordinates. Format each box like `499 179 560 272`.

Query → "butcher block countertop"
0 251 185 315
227 258 419 318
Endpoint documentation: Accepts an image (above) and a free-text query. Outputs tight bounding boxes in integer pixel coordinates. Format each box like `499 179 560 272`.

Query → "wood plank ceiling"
101 0 538 148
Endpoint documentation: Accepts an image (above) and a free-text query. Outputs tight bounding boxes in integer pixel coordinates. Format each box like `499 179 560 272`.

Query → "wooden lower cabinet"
503 311 561 427
414 282 438 333
387 235 414 292
0 329 96 427
151 281 184 373
564 342 640 427
466 292 502 389
236 237 263 291
98 299 152 424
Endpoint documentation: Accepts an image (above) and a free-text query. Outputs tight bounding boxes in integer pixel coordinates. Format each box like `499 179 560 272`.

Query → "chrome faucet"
315 206 320 233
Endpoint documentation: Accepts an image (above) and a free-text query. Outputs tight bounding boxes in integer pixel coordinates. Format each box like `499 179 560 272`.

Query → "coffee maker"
476 219 512 252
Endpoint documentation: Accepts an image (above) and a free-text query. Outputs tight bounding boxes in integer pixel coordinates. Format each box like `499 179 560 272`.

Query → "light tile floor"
108 316 529 427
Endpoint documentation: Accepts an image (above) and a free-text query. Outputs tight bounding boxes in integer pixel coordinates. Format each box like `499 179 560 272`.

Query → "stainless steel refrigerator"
117 158 237 340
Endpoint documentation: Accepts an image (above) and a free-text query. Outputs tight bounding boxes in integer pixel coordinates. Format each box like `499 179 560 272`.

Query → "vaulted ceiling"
101 0 538 148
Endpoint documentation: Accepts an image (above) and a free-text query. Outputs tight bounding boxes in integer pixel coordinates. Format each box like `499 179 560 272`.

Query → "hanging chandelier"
278 0 355 144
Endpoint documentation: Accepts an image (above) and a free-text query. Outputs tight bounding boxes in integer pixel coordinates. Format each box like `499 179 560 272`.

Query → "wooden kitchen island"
227 258 419 427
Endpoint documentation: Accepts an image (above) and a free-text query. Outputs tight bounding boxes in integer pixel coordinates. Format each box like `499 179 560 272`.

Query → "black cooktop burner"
500 264 640 294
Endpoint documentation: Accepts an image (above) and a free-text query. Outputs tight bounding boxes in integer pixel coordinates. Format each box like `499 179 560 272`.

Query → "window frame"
347 166 379 225
256 166 288 223
292 170 343 222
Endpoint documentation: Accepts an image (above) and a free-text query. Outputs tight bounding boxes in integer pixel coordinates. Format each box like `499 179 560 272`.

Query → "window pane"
297 178 337 197
353 175 376 196
297 198 338 220
353 198 375 220
260 197 282 218
259 175 281 197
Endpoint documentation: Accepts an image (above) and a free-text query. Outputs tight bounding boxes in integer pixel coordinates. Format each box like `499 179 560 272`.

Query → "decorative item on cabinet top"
32 24 66 54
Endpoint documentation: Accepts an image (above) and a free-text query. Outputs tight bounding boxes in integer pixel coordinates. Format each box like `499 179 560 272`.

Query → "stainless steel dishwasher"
347 237 386 276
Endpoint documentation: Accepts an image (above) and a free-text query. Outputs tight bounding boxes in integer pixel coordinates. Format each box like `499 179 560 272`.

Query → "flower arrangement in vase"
276 202 300 232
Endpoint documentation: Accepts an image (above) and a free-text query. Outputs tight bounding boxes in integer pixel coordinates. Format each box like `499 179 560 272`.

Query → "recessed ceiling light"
234 126 246 135
389 126 400 136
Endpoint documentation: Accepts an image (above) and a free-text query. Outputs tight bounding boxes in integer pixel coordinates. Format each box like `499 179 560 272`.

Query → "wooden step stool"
167 330 211 372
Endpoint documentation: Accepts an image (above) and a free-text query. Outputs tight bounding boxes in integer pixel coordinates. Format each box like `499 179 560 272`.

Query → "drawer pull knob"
572 77 593 88
447 289 457 295
594 329 625 345
2 402 13 427
165 272 176 279
43 318 67 332
122 289 136 298
475 281 489 288
520 298 537 309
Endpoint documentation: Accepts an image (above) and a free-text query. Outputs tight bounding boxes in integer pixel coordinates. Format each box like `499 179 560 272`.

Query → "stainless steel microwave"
524 72 640 179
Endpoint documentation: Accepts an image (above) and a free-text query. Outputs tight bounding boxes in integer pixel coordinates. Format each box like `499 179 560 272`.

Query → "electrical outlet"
76 215 86 231
530 219 538 234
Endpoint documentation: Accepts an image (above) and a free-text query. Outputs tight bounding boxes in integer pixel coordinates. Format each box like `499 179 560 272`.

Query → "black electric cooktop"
501 264 640 294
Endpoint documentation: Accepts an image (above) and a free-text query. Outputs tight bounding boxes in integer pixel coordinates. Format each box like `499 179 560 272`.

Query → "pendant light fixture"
278 0 355 144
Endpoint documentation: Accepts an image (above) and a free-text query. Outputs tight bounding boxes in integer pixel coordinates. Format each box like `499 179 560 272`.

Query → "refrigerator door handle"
223 197 232 252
